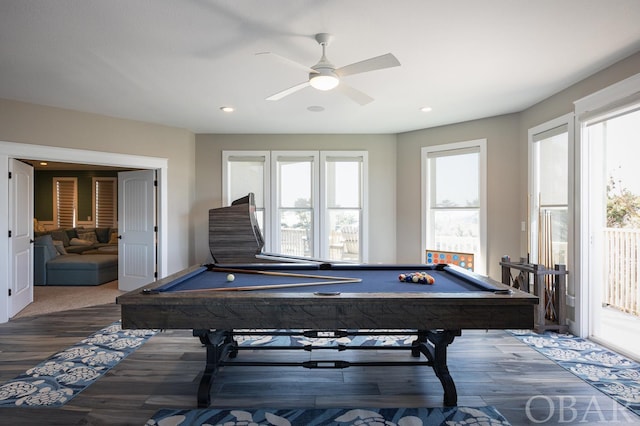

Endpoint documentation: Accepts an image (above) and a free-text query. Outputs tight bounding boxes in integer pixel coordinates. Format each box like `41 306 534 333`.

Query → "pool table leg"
193 329 237 408
412 330 461 406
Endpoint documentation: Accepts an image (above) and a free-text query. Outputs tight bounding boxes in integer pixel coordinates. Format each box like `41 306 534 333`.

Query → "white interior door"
118 169 157 291
9 159 33 317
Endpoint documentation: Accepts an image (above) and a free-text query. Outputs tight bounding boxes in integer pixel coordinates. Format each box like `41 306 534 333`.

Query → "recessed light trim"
307 106 325 112
220 106 234 112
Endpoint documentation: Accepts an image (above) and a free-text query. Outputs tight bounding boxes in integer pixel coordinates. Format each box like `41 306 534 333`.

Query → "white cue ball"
226 274 235 282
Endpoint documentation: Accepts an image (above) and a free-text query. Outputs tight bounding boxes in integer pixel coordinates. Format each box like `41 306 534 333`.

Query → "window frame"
222 151 271 249
320 151 369 261
421 139 487 274
92 176 118 228
52 177 78 229
527 113 574 269
222 150 368 262
574 72 640 338
271 151 320 257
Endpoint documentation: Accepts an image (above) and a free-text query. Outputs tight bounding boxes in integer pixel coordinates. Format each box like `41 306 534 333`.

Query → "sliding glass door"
582 103 640 359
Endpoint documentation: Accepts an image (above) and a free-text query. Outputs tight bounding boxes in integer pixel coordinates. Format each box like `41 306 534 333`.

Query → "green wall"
34 170 118 222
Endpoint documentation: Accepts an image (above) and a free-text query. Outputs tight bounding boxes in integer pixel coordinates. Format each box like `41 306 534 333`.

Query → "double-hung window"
322 152 366 261
223 152 270 239
422 140 487 273
273 152 318 257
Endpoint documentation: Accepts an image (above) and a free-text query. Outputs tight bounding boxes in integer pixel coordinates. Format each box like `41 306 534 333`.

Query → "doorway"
0 140 168 323
25 160 129 311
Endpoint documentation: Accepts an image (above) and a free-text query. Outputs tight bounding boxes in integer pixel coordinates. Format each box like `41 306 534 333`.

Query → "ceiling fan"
257 33 400 105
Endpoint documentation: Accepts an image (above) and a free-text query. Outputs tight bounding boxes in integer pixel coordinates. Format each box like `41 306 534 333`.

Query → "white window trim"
271 151 320 257
320 151 369 262
222 150 271 250
574 72 640 337
421 139 487 274
527 113 575 266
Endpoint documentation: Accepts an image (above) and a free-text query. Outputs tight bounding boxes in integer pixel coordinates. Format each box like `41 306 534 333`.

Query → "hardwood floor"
0 303 638 425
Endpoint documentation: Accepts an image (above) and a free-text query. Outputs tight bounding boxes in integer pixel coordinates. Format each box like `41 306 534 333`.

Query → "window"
422 140 487 274
322 152 367 262
223 151 270 241
53 177 77 228
93 177 117 228
273 153 318 257
223 150 368 262
528 115 573 268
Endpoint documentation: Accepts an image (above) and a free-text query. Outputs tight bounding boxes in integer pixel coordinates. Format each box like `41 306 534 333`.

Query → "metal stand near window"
500 255 568 334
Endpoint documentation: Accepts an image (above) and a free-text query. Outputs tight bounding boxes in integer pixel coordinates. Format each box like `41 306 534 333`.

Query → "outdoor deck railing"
604 228 640 316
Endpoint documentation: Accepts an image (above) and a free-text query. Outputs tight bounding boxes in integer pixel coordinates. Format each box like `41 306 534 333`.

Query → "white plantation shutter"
53 177 77 228
94 178 117 227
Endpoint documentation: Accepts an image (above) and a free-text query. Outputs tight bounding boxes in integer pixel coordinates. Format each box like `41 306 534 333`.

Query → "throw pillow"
66 228 79 240
69 238 94 246
78 231 98 244
52 240 67 255
95 227 111 243
49 229 70 247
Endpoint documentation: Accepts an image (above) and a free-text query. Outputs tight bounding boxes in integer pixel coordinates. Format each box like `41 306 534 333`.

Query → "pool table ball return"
118 262 538 408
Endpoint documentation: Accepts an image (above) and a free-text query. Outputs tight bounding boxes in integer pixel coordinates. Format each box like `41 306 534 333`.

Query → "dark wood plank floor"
0 303 638 425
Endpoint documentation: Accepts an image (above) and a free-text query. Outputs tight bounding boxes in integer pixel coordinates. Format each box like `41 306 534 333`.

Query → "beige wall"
194 134 397 264
0 98 197 275
396 114 521 279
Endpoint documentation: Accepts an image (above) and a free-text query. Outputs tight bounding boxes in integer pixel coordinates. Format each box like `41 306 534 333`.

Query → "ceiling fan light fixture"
309 70 339 91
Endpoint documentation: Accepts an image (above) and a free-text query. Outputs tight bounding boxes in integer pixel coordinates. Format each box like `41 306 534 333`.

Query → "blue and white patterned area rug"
146 406 511 426
0 321 157 407
510 330 640 417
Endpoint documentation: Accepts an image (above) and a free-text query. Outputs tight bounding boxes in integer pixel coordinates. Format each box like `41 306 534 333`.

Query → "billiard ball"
226 274 235 282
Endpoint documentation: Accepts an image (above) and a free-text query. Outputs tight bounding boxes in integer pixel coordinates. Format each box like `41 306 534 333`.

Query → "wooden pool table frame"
118 263 538 407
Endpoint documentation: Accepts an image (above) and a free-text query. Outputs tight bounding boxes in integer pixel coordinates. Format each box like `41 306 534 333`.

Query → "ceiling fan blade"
256 52 317 74
335 53 400 77
266 81 310 101
336 83 374 106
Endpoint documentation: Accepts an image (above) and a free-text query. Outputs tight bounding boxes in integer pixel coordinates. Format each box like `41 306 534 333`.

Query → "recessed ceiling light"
39 162 48 166
420 106 433 113
307 106 325 112
220 106 234 112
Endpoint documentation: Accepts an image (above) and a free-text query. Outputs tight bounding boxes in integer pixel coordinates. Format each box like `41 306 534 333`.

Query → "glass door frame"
575 72 640 338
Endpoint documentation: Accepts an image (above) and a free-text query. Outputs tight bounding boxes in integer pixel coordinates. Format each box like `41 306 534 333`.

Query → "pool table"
117 263 538 407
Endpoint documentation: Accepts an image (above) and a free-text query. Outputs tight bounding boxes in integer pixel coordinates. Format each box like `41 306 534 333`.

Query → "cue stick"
172 278 362 292
210 266 358 282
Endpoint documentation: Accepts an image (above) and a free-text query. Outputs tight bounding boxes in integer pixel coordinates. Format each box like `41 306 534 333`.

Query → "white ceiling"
1 0 640 135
